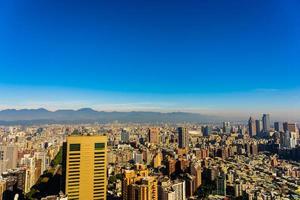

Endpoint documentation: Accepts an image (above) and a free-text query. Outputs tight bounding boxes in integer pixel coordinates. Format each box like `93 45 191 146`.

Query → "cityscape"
0 114 299 200
1 0 300 200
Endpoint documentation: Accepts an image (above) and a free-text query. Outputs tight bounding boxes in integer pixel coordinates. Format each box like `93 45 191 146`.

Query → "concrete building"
64 135 107 200
178 127 189 149
248 117 256 137
148 128 160 144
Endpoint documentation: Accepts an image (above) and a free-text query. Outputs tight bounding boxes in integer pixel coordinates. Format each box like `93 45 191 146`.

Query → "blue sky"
0 0 300 119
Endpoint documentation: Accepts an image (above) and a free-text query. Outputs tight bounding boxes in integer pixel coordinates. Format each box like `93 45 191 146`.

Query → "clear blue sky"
0 0 299 119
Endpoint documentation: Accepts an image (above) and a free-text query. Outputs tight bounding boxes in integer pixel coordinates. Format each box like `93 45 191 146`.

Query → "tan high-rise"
122 164 158 200
148 128 160 144
65 135 107 200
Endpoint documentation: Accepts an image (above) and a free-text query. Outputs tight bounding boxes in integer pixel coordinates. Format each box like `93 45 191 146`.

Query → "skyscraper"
274 122 283 132
121 129 130 143
203 126 212 136
64 135 107 200
216 173 226 196
177 127 189 149
148 128 160 144
223 122 231 134
255 120 263 136
248 117 256 137
262 114 270 133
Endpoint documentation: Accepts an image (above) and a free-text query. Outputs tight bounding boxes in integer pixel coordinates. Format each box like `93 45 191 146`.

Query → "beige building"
122 164 158 200
65 135 107 200
148 128 160 144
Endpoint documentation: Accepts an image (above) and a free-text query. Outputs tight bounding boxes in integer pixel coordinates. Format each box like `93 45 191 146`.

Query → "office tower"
248 117 256 137
148 128 160 144
178 127 189 149
274 122 283 132
262 114 270 133
64 135 107 200
255 120 263 136
203 126 212 136
216 173 226 196
223 122 231 134
121 129 130 143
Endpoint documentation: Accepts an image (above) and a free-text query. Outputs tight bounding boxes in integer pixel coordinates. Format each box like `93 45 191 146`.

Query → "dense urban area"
0 114 299 200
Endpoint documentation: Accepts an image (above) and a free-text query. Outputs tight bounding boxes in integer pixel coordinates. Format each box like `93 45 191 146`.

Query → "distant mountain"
0 108 221 125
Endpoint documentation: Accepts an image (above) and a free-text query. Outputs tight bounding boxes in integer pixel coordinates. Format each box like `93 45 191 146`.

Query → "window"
95 143 105 150
70 144 80 151
94 155 105 158
69 153 80 156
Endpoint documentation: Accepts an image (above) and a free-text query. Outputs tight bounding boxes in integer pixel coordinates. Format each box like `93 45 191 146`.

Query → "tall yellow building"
64 135 107 200
153 152 162 168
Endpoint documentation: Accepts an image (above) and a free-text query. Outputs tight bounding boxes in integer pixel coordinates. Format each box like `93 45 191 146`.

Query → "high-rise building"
133 151 143 164
171 180 186 200
167 158 177 176
283 131 297 148
274 122 283 132
148 128 160 144
203 126 212 136
190 162 202 189
122 165 158 200
255 120 263 136
0 145 18 174
153 152 162 168
0 180 6 200
158 184 176 200
262 114 270 133
283 122 298 133
64 135 107 200
216 173 226 196
121 129 130 143
185 174 196 197
223 122 231 134
178 127 189 149
248 117 256 137
234 181 242 197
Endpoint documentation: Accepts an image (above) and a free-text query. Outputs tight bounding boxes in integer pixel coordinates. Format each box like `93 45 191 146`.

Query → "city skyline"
1 0 300 119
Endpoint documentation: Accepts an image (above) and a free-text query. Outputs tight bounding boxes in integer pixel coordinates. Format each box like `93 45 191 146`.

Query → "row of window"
69 143 106 151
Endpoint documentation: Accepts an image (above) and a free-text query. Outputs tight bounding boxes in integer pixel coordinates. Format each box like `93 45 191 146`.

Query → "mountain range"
0 108 221 125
